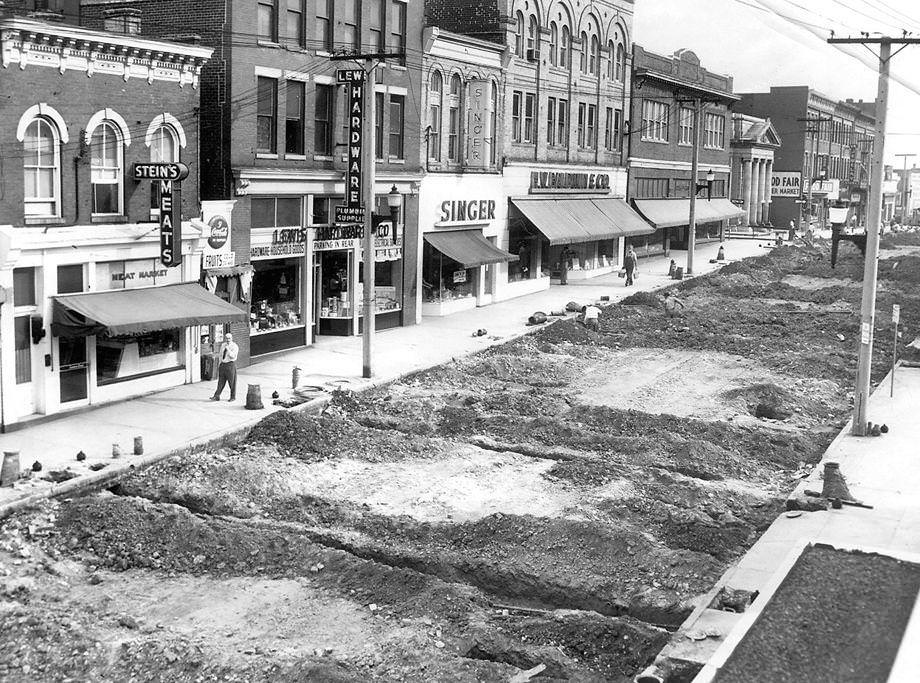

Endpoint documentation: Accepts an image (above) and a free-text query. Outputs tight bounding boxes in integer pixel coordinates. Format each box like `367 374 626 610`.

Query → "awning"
633 199 744 228
511 198 653 245
52 282 246 337
424 229 518 268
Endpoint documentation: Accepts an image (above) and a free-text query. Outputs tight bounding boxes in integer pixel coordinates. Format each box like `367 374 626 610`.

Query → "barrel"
1 450 20 487
673 267 684 280
245 384 264 410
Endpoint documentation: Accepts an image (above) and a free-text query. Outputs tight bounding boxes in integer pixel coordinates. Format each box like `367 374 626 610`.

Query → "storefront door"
59 337 89 403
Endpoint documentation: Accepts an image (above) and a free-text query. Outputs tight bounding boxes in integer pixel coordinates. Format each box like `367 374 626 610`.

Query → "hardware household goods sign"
771 172 801 198
338 69 366 208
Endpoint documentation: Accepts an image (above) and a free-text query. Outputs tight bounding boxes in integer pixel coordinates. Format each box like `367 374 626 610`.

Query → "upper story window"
641 100 670 143
389 94 405 159
560 26 570 68
679 106 694 145
429 71 443 161
389 0 406 65
589 35 599 75
23 116 61 218
549 23 558 66
524 92 535 144
368 0 384 51
148 122 179 220
616 42 626 81
527 15 538 56
258 0 277 42
285 0 303 45
580 32 588 73
342 0 360 52
257 76 278 153
448 74 462 162
704 112 725 149
607 41 615 80
316 0 332 51
90 121 124 216
512 91 522 143
285 80 306 155
314 83 334 156
515 11 525 57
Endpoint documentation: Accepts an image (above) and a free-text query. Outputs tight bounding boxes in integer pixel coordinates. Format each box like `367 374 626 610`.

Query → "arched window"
549 22 558 66
608 41 615 79
448 73 462 162
616 42 626 81
90 121 124 216
23 117 61 218
148 124 179 220
429 71 443 161
560 25 570 68
590 34 599 75
580 31 588 73
527 15 538 55
515 11 525 57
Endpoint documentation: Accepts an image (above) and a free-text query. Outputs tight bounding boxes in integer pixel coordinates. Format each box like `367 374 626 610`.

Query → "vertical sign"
159 180 182 267
466 79 489 169
338 69 366 208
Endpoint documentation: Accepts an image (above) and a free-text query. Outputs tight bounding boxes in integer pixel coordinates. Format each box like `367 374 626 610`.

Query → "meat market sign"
530 171 611 193
133 162 190 267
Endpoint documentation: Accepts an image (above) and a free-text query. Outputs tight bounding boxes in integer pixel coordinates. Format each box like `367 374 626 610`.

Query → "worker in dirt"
623 245 638 286
559 245 574 285
581 303 601 332
663 291 685 318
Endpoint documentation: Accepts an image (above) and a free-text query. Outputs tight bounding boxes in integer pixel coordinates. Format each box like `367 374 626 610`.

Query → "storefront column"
350 246 360 336
764 159 773 225
753 159 764 225
748 159 759 226
742 159 753 226
759 159 770 225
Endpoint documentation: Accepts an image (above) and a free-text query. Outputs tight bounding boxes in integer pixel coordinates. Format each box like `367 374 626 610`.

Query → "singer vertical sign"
338 69 366 219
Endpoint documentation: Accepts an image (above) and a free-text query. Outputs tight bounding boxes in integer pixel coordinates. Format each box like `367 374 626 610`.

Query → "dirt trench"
8 236 920 682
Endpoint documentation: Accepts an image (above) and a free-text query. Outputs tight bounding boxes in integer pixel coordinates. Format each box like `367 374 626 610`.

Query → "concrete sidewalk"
0 238 771 514
659 362 920 677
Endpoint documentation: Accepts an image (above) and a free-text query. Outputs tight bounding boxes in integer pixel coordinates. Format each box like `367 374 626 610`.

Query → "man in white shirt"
210 333 239 401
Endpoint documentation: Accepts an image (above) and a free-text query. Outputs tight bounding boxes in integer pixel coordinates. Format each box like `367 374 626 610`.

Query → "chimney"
104 7 142 35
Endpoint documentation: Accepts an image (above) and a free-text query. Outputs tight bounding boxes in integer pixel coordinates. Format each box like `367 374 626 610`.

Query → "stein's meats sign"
133 162 190 267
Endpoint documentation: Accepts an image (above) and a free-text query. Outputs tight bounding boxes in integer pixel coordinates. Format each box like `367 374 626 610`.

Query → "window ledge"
24 216 65 226
388 64 408 72
316 50 332 57
257 40 281 48
256 152 279 159
640 138 670 145
91 214 128 224
678 142 693 147
313 154 334 161
285 153 307 160
388 158 406 164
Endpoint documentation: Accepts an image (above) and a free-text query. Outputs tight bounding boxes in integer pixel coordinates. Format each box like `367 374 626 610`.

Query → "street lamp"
386 184 402 244
696 169 715 200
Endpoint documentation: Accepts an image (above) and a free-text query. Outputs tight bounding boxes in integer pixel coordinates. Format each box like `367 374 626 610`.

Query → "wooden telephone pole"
827 35 920 435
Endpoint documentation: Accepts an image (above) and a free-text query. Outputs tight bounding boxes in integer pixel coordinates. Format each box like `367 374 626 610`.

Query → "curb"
0 251 738 520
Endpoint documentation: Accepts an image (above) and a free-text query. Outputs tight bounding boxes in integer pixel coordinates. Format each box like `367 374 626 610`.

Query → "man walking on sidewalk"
211 333 238 402
623 245 638 286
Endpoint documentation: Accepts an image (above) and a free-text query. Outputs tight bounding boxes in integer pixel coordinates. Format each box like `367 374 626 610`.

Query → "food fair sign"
771 172 801 198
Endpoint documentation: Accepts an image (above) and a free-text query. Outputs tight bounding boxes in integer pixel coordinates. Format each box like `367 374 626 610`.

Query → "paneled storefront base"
250 326 307 356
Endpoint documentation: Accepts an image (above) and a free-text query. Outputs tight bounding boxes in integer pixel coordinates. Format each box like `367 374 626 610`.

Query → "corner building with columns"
730 113 781 228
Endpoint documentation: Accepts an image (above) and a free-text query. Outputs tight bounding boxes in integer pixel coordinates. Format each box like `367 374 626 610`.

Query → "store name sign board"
439 199 497 224
771 172 801 197
466 80 489 169
530 171 611 193
338 69 366 208
250 228 305 260
204 251 236 269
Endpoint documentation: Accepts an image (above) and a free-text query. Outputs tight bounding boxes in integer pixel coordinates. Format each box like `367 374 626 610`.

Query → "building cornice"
0 18 212 88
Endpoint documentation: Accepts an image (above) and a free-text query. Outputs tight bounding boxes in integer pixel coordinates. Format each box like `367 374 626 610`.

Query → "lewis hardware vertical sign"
335 68 367 225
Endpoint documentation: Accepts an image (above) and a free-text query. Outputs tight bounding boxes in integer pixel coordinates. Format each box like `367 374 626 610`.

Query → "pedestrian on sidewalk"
559 245 574 285
211 333 238 402
623 245 638 286
582 303 601 332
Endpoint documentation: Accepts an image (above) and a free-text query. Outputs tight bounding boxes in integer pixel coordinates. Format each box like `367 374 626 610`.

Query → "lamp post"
386 184 402 244
696 169 715 200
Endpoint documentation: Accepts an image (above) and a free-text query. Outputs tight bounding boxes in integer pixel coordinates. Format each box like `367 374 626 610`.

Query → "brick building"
627 46 741 257
80 0 423 362
0 13 240 429
735 86 875 231
422 0 652 296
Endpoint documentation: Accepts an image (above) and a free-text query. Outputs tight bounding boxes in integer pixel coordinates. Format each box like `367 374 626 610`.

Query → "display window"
358 257 404 315
96 329 183 384
507 221 538 282
319 250 352 319
422 242 475 303
250 258 304 334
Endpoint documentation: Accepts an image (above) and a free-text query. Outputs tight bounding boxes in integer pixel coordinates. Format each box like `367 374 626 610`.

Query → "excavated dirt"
7 236 920 682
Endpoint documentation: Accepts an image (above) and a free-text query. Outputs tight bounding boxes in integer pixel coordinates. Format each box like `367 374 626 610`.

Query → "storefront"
0 222 242 429
632 198 744 254
416 174 519 317
504 163 651 282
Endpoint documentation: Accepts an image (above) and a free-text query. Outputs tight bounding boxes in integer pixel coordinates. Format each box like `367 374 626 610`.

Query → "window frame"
23 116 62 219
515 11 525 57
148 123 180 221
577 102 586 148
512 91 522 143
89 120 125 217
284 0 304 46
342 0 360 52
557 98 568 147
604 106 613 151
704 112 725 149
388 94 405 159
257 76 278 154
257 0 278 42
678 106 694 146
316 0 332 52
560 26 570 68
313 83 334 156
447 73 462 162
549 23 558 66
523 92 536 144
285 79 306 155
589 34 599 76
389 0 406 65
586 103 597 149
641 99 670 143
428 71 443 161
547 96 557 146
580 32 588 73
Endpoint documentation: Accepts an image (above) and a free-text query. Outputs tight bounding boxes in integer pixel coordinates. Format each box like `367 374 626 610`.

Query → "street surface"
3 233 920 681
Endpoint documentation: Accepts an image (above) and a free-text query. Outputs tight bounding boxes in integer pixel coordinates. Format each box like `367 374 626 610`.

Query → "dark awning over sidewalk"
511 198 653 245
424 229 518 268
52 282 246 337
634 199 744 228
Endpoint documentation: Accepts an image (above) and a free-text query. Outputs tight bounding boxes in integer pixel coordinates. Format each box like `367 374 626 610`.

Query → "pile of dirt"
621 290 664 307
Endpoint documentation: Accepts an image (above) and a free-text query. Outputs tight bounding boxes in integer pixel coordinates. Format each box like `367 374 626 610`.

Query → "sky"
633 0 920 168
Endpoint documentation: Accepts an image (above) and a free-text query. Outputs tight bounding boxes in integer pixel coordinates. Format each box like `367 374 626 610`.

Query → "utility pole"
828 35 920 435
797 114 831 232
895 153 916 222
331 50 403 379
687 97 702 275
